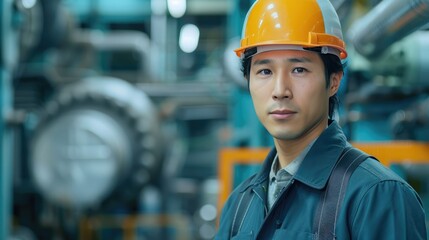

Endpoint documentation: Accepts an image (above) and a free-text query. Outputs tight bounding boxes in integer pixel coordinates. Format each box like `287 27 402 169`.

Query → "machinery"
10 0 165 238
9 0 230 239
345 0 429 142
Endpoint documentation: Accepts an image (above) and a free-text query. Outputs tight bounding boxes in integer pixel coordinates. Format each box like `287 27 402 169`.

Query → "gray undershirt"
268 140 316 209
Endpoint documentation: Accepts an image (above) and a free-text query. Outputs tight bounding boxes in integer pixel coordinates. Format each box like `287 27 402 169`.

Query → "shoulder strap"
230 187 254 238
230 174 257 238
313 147 372 240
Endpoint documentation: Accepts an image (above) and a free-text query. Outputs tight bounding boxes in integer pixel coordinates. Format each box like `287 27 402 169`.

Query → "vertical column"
0 0 17 238
150 0 168 81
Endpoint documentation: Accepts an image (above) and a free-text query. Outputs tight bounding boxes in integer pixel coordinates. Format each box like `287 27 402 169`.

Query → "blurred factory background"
1 0 429 239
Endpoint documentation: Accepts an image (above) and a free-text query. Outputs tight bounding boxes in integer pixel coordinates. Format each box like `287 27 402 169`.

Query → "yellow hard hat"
235 0 347 60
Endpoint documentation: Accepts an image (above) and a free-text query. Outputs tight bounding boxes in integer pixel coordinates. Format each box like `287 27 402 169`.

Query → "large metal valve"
30 76 162 209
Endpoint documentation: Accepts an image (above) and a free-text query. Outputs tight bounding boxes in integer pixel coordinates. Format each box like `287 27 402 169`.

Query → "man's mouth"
269 109 297 119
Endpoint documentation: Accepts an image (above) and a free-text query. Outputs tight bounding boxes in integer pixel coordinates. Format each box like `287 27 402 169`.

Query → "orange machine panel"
218 141 429 211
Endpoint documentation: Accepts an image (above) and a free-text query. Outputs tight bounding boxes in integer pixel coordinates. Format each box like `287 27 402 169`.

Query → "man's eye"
293 67 307 73
257 69 272 75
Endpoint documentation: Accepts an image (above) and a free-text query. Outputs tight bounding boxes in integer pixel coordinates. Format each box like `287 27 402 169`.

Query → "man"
216 0 427 239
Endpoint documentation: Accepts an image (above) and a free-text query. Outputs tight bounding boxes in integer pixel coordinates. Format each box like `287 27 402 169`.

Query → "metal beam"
0 71 12 240
1 0 16 239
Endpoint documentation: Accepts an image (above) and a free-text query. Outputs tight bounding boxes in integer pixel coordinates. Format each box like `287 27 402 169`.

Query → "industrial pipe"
347 0 429 59
74 30 152 80
330 0 353 23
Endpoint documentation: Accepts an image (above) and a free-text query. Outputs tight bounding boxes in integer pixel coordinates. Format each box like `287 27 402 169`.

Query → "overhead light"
167 0 186 18
21 0 37 9
179 24 200 53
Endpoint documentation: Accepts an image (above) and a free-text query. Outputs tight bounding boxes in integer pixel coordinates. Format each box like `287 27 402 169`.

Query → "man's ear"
329 72 343 97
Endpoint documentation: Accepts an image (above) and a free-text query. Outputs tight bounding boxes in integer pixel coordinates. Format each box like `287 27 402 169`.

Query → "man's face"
249 50 341 142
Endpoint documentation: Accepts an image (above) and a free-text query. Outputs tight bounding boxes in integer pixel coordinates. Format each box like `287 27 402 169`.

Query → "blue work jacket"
216 121 427 239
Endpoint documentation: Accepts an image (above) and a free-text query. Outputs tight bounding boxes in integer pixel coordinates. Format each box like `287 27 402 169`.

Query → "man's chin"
270 131 300 141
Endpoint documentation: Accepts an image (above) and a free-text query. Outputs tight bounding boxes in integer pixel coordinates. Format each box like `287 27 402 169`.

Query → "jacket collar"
240 147 277 193
294 120 348 189
244 120 348 191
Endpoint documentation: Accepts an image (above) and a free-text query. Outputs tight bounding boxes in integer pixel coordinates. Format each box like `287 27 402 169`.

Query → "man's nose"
272 73 292 100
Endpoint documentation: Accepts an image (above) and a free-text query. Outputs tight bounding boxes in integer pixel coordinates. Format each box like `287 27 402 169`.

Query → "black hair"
320 54 344 119
241 51 344 119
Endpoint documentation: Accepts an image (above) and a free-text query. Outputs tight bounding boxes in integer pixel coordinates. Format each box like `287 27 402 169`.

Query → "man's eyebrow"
287 57 312 63
252 59 272 66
